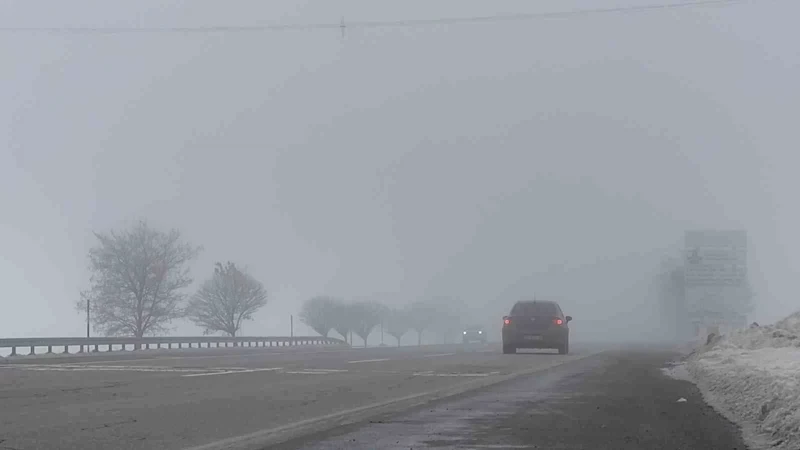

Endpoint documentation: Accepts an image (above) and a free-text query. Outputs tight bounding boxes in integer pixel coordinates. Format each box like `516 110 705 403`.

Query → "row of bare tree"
78 221 266 338
298 296 468 347
76 220 473 344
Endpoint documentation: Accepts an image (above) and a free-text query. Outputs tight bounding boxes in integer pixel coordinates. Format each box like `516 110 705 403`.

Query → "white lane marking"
284 368 348 374
285 371 332 374
469 446 538 449
412 371 494 377
3 364 355 378
45 349 352 366
422 353 457 358
347 358 390 364
182 368 283 378
0 365 209 373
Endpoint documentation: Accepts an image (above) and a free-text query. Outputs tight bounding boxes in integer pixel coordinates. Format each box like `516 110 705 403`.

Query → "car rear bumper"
502 328 567 348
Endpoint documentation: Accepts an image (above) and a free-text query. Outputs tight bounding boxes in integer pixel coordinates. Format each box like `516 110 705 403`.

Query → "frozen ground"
668 312 800 450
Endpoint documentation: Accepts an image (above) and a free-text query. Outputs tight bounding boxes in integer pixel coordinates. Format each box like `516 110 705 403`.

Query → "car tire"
558 339 569 355
502 344 516 354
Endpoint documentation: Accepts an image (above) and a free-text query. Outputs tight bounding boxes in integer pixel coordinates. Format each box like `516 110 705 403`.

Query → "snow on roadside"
676 312 800 450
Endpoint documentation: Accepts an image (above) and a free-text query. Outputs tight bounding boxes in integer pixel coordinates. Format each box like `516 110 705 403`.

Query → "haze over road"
1 343 747 450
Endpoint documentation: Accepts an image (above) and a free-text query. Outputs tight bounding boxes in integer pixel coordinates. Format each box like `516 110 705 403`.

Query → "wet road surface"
282 350 748 450
0 343 601 450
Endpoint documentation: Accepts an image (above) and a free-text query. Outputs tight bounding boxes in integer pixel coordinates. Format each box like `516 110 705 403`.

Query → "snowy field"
670 312 800 450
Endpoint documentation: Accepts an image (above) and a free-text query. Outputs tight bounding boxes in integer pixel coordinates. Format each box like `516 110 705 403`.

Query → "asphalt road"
0 343 748 450
284 349 749 450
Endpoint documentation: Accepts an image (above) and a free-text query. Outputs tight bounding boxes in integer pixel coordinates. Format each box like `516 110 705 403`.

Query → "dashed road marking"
284 368 348 375
412 370 499 377
182 368 283 378
470 446 539 449
286 371 333 375
14 347 360 366
347 358 390 364
1 364 352 378
0 364 210 373
423 353 457 358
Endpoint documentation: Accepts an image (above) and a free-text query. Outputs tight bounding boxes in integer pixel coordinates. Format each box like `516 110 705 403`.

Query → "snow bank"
684 312 800 449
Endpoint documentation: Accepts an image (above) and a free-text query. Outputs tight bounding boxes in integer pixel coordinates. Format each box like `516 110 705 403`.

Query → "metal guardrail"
0 335 347 357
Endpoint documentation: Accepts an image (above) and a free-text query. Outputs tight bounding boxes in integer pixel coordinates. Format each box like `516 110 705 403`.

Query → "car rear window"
511 302 558 316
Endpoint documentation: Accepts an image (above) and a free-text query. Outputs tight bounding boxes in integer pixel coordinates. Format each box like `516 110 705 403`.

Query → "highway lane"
0 343 602 450
284 349 750 450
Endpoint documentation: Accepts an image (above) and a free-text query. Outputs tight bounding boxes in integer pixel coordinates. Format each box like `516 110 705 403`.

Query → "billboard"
683 230 751 325
684 230 747 287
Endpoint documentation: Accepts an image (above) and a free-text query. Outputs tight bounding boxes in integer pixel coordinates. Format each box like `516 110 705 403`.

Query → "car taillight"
554 318 563 325
503 318 511 326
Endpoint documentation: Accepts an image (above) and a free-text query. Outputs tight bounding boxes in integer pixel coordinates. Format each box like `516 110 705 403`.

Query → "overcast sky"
2 0 798 340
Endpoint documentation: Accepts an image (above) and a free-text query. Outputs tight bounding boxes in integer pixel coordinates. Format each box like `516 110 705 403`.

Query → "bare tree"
78 220 200 338
329 298 353 344
430 296 465 344
408 300 438 346
186 262 268 337
299 296 339 337
350 301 384 348
385 308 410 347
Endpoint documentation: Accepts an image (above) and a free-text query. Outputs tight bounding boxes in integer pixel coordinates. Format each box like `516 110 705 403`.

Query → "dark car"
462 325 487 344
502 300 572 355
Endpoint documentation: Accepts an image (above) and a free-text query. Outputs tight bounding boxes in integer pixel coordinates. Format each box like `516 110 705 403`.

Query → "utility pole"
86 299 90 338
380 320 384 345
290 314 294 342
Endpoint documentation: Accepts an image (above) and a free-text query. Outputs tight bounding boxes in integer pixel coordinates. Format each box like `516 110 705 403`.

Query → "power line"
0 0 755 34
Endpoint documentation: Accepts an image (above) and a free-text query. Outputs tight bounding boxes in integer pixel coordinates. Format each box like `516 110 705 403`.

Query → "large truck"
683 230 752 337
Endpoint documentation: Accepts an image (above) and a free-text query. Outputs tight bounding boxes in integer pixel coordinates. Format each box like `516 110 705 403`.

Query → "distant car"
502 300 572 355
462 325 488 344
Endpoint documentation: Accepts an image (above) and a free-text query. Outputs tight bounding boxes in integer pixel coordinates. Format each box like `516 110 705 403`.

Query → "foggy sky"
2 0 798 341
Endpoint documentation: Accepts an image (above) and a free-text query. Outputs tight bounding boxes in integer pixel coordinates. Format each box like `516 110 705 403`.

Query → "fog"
2 0 798 344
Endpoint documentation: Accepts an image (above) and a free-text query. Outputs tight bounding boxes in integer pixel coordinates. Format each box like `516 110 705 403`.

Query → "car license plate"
524 335 542 341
